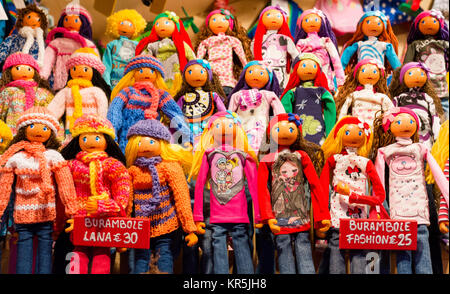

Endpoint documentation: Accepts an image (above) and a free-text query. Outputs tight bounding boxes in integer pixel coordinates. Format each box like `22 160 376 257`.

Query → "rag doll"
61 114 132 274
294 8 345 93
188 111 260 274
371 107 449 274
281 53 335 146
251 5 298 89
320 116 389 274
107 54 191 153
257 113 331 274
336 58 393 128
195 9 253 96
125 119 198 274
0 106 78 274
0 52 53 135
103 9 147 89
228 60 285 153
41 3 98 91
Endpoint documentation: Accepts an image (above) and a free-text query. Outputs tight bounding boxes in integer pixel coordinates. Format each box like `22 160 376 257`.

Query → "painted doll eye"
165 21 169 25
422 20 426 24
95 136 100 141
410 119 414 124
313 64 317 68
358 131 362 136
212 18 217 22
216 123 220 129
396 120 401 125
29 124 34 129
149 139 155 144
229 123 233 128
188 70 192 75
128 22 133 27
373 69 377 74
267 13 271 17
421 72 424 76
0 138 3 143
120 21 124 25
83 137 88 142
138 141 141 146
260 71 264 76
73 66 77 71
366 20 370 24
433 19 437 23
139 69 143 73
249 70 253 74
409 71 413 76
305 19 309 23
315 18 319 22
201 69 204 74
276 127 280 132
362 68 366 73
377 22 381 26
277 14 281 18
43 126 48 131
75 18 79 23
84 67 89 72
345 130 350 135
150 69 154 74
302 63 306 68
289 127 294 133
28 67 32 71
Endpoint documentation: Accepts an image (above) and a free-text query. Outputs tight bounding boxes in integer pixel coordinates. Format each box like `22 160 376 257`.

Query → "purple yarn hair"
293 12 338 51
56 14 93 40
227 67 282 99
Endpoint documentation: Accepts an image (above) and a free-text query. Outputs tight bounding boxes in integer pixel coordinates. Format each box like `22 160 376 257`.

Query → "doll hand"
117 247 127 253
315 220 331 238
12 232 18 245
185 232 198 247
335 182 350 195
86 199 99 216
254 223 264 229
195 222 206 235
439 221 449 234
268 219 280 234
65 219 74 233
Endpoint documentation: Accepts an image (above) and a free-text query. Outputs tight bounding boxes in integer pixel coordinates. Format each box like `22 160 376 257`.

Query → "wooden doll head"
63 14 82 32
418 15 441 36
117 20 136 38
137 136 162 157
270 120 299 146
134 67 157 83
154 16 176 38
361 15 384 37
25 123 52 143
261 9 284 31
341 124 367 148
208 12 230 35
388 112 418 138
16 4 48 32
70 64 93 81
22 11 42 29
184 63 209 88
11 64 35 81
357 63 381 86
301 13 322 34
245 64 270 89
407 10 449 44
210 116 237 145
296 59 319 82
402 67 427 88
79 132 107 153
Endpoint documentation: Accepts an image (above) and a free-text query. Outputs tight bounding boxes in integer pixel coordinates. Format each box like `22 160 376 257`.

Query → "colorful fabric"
61 3 93 24
102 37 138 88
124 54 165 78
438 158 449 223
66 47 105 75
0 28 45 68
71 114 116 140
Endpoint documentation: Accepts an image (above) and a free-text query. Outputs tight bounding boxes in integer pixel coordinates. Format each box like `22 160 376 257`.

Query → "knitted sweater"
228 89 285 152
129 161 197 238
281 82 336 145
258 149 330 235
0 148 78 224
438 158 449 223
193 144 260 224
375 137 449 225
0 27 45 68
320 147 386 228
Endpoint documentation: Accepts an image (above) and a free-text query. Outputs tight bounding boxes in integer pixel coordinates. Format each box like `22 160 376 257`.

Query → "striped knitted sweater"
439 158 449 224
128 161 197 238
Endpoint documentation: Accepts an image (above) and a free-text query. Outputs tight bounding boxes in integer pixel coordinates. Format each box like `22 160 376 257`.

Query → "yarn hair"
105 9 147 40
0 67 53 94
425 119 449 184
110 70 169 101
7 125 61 150
16 4 48 32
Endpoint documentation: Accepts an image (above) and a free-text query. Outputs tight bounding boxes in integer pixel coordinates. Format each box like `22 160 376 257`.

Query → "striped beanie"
3 52 40 73
16 106 60 134
66 47 106 74
71 114 116 140
61 3 93 25
124 55 165 78
126 119 171 142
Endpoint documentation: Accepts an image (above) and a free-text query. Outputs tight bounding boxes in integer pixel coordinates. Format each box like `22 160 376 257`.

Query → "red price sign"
72 217 150 249
339 219 418 250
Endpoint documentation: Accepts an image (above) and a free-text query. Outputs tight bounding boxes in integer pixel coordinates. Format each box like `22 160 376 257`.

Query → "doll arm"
319 156 336 211
227 92 240 113
93 88 109 119
286 37 300 61
426 93 442 138
325 39 345 87
425 148 449 205
337 95 353 121
107 89 128 138
322 90 336 138
257 159 275 221
196 40 208 59
374 148 387 190
385 43 402 70
46 88 67 120
213 92 227 111
280 89 295 113
0 169 14 220
267 91 286 115
184 41 197 60
102 42 114 87
243 154 261 223
340 42 359 70
193 153 209 222
38 88 54 106
41 45 57 80
366 160 389 219
403 44 416 64
52 160 79 218
438 193 449 224
231 37 248 67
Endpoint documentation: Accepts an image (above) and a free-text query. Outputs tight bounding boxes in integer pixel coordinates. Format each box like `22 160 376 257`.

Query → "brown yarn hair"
15 4 48 33
368 110 420 162
194 16 253 81
7 125 61 150
335 66 391 117
0 67 54 95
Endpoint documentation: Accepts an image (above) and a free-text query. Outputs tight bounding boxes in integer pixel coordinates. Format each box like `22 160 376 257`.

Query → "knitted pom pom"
126 119 171 142
71 114 116 140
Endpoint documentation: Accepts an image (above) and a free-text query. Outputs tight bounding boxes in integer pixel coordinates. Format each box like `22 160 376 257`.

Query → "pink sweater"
193 144 260 224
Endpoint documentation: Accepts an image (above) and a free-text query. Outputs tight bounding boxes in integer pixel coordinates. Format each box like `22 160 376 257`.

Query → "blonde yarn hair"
105 9 147 40
426 119 449 184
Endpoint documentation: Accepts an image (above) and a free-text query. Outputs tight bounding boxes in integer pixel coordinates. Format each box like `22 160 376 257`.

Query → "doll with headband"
251 5 299 90
195 9 253 96
228 60 285 153
341 10 401 75
47 48 110 145
320 116 388 274
125 119 197 274
0 4 47 69
257 113 330 273
0 107 78 274
103 9 147 89
61 115 132 274
281 53 335 146
404 10 449 115
135 11 195 94
174 59 227 147
107 55 191 152
371 107 449 274
294 8 345 93
0 52 54 136
41 3 99 91
336 58 393 128
188 111 260 274
390 62 445 150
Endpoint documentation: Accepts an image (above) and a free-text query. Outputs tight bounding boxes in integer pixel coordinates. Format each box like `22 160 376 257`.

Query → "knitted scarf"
67 79 94 130
77 150 109 201
19 26 45 67
134 156 163 214
133 81 162 120
5 80 38 110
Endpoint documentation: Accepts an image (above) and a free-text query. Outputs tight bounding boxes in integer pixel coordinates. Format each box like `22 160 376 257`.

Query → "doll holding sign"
371 107 449 274
125 119 197 274
281 53 335 146
61 114 132 274
257 113 331 274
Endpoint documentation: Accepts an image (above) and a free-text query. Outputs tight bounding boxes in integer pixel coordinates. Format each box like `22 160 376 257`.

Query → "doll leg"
328 228 346 274
294 232 316 274
134 247 150 274
275 234 296 274
15 224 34 274
349 250 367 274
90 247 111 274
152 230 179 274
230 223 254 274
199 217 214 274
255 225 275 274
34 222 53 274
211 223 230 274
413 225 433 274
396 250 413 274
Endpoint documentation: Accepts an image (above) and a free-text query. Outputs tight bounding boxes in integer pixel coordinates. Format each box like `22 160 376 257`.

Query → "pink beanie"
66 47 105 74
3 52 40 73
61 3 93 25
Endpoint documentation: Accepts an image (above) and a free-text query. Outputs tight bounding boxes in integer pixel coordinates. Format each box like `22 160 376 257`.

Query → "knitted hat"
71 114 116 140
16 106 60 134
66 47 106 74
267 113 303 136
124 55 165 79
3 52 40 73
61 3 93 25
126 119 172 142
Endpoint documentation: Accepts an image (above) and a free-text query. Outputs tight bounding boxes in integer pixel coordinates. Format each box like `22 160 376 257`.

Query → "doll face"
23 12 42 29
271 121 298 146
79 133 107 153
25 123 52 143
134 67 157 83
403 67 427 88
185 64 208 88
301 13 322 34
70 65 93 81
11 65 35 81
118 20 135 38
63 14 82 32
390 113 417 138
245 65 269 89
358 64 381 85
418 16 440 36
341 124 366 148
361 16 384 37
297 59 319 81
261 9 283 31
137 136 161 157
154 17 175 38
280 160 299 182
211 117 236 145
209 13 230 35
